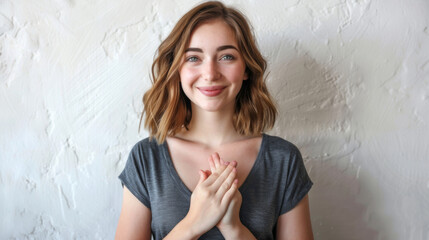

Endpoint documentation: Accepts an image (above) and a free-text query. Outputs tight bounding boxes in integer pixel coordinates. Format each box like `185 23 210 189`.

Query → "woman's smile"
197 86 227 97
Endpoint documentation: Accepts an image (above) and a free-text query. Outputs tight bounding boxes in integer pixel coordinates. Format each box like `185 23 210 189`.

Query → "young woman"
116 1 313 239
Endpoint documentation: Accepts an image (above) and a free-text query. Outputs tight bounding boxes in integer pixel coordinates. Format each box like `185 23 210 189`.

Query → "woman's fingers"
203 153 239 200
204 156 227 184
212 152 221 169
198 170 208 185
209 153 237 172
208 155 216 173
202 161 235 191
220 179 239 206
212 164 236 195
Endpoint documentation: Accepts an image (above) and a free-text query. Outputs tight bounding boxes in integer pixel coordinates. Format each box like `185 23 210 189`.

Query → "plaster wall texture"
1 0 428 239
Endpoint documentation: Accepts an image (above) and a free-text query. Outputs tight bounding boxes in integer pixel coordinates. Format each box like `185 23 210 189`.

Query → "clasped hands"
185 152 243 237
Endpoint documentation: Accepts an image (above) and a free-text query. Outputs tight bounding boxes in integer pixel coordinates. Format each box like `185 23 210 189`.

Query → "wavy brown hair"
141 1 277 143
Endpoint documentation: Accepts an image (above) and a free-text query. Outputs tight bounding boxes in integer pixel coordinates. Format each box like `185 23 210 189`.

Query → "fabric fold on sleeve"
119 142 151 209
280 146 313 215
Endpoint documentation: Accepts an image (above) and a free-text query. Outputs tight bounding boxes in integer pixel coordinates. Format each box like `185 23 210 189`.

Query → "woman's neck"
176 105 243 148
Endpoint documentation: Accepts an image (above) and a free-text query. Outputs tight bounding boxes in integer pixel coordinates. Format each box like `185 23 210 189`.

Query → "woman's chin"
195 104 225 113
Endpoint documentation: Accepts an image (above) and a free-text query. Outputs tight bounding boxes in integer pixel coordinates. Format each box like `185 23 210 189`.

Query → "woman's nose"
202 60 220 81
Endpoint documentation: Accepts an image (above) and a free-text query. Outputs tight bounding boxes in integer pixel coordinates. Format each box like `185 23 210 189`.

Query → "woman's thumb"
198 169 207 184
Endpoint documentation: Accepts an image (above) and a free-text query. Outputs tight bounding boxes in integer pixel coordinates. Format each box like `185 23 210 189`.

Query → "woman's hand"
217 186 242 229
205 153 256 240
181 153 238 237
205 153 243 232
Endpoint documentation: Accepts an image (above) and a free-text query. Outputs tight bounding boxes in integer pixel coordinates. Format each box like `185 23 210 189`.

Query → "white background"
1 0 428 239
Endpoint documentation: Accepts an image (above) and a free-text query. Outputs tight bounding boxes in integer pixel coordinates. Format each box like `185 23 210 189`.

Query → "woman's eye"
220 55 235 61
186 56 199 62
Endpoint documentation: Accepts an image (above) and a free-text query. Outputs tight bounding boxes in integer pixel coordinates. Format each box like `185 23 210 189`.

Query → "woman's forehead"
186 19 238 49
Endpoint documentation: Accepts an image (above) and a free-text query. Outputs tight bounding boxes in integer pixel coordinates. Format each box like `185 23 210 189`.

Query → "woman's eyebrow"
185 47 203 53
217 45 238 51
185 45 238 53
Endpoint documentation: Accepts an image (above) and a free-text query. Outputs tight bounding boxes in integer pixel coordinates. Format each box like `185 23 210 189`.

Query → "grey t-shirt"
119 134 312 240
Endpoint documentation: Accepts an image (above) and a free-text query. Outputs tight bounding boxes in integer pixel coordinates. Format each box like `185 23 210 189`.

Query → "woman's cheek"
180 68 199 83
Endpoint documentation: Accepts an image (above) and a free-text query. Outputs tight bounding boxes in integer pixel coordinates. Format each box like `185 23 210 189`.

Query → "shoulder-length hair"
141 1 277 143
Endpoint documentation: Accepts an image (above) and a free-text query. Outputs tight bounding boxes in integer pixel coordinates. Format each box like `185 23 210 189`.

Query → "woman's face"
179 19 248 114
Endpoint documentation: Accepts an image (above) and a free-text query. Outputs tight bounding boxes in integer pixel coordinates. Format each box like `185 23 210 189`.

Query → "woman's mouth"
197 86 226 97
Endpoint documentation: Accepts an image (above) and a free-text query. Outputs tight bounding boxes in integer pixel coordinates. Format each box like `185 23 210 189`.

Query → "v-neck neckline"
161 134 267 200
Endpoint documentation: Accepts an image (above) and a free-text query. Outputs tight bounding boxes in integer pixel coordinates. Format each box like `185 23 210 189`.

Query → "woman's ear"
243 71 249 80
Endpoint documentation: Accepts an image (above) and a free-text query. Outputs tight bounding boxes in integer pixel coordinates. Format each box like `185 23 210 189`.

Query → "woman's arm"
115 186 152 240
276 194 314 240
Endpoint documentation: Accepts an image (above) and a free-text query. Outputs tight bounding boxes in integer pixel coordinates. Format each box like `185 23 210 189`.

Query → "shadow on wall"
265 37 379 239
308 160 379 240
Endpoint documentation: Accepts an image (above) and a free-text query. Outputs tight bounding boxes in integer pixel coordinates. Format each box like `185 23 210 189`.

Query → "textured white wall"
1 0 428 239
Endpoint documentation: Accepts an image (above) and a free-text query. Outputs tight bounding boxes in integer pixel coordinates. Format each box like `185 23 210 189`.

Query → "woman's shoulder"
262 133 301 154
261 134 306 171
127 136 166 161
131 136 163 150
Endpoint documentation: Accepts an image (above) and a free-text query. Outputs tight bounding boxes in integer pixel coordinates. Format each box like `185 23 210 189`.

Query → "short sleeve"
118 143 151 209
280 147 313 214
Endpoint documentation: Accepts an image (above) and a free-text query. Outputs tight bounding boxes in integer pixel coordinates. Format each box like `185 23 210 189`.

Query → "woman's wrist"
163 216 201 240
218 222 256 240
217 224 240 239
